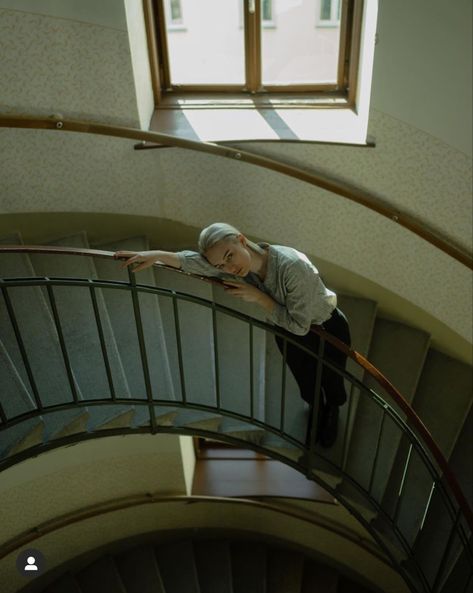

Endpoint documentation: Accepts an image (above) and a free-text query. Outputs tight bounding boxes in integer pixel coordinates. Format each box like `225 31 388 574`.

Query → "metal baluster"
419 482 436 532
431 507 462 593
462 571 473 593
279 336 287 433
0 397 6 424
249 321 254 420
88 282 115 401
392 442 413 525
307 336 325 468
211 305 220 410
341 382 356 472
46 284 79 404
1 284 43 411
128 270 156 431
172 293 187 404
368 404 388 496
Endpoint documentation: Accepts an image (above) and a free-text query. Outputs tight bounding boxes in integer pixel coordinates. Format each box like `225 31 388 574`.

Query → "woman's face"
205 235 252 276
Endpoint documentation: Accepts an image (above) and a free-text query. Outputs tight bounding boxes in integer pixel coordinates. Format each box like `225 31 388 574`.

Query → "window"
164 0 185 30
261 0 275 27
317 0 341 27
146 0 364 108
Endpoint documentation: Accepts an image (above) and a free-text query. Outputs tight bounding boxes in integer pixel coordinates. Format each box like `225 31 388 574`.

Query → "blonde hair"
198 222 264 256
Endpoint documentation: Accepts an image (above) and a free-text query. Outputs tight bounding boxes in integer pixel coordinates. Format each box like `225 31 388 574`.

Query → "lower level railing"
0 247 472 593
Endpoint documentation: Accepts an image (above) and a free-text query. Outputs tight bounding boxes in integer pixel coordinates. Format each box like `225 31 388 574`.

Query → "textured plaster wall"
0 3 471 347
372 0 472 157
0 434 408 593
0 6 139 126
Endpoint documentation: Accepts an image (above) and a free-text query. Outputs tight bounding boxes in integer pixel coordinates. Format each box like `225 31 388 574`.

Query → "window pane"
320 0 331 20
261 0 341 85
166 0 245 85
170 0 182 22
262 0 273 22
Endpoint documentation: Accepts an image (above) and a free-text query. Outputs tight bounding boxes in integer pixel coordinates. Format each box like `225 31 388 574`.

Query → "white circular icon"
16 548 45 577
25 556 38 571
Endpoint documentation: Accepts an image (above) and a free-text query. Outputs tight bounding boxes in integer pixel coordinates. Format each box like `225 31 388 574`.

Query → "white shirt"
176 244 337 335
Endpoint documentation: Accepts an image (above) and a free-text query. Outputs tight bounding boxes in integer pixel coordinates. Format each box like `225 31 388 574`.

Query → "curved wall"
0 435 406 593
0 1 471 350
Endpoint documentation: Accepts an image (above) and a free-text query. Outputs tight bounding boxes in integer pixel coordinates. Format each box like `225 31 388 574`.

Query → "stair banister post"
367 404 388 496
249 321 254 420
431 507 463 593
1 281 43 412
127 268 157 432
171 292 187 404
305 334 326 473
211 303 221 411
279 336 287 433
88 280 116 401
46 282 79 405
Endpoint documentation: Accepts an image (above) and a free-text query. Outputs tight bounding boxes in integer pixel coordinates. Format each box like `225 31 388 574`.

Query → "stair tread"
76 555 127 593
44 571 83 593
301 559 338 593
267 547 304 593
173 409 222 432
0 234 87 431
231 541 267 593
153 266 217 407
344 318 431 506
155 540 200 593
412 349 472 458
116 545 166 593
93 236 176 403
29 233 132 427
194 539 233 593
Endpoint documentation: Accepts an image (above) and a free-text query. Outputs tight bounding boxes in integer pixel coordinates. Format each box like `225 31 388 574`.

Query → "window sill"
316 21 341 28
148 92 372 145
192 452 336 502
166 24 187 32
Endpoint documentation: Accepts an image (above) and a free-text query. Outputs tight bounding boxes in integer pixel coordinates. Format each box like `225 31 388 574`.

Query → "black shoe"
319 404 339 448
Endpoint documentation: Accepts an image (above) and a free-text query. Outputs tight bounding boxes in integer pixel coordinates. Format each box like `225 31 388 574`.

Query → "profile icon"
24 556 38 571
16 548 45 576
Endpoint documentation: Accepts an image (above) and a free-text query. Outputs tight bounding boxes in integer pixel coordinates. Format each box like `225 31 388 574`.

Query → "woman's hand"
114 250 161 273
223 281 275 314
223 280 262 303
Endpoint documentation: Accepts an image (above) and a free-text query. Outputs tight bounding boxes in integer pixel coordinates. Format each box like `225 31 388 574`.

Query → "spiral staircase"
0 231 472 593
30 535 381 593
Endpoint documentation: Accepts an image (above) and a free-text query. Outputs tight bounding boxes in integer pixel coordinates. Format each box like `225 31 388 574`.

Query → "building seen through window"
152 0 363 106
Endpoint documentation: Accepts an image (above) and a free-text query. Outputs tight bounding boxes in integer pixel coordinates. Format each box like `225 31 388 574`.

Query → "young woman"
115 222 351 448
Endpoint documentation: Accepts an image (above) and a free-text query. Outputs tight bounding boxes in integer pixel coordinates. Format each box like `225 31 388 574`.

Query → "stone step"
76 555 127 593
194 539 233 593
116 545 166 593
29 233 132 431
267 547 304 593
344 318 430 506
93 236 175 404
231 541 267 593
154 266 216 408
155 540 201 593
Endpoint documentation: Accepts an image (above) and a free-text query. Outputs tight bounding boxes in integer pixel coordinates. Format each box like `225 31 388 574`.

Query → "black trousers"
275 308 351 406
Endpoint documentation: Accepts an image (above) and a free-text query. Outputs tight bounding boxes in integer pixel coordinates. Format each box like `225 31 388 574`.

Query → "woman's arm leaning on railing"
0 244 472 530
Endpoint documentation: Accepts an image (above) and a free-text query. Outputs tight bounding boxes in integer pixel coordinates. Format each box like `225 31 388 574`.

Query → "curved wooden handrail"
0 493 388 565
0 114 471 270
1 244 472 530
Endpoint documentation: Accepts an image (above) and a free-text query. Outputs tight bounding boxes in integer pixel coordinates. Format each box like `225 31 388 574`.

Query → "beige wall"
0 435 408 593
0 0 471 351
